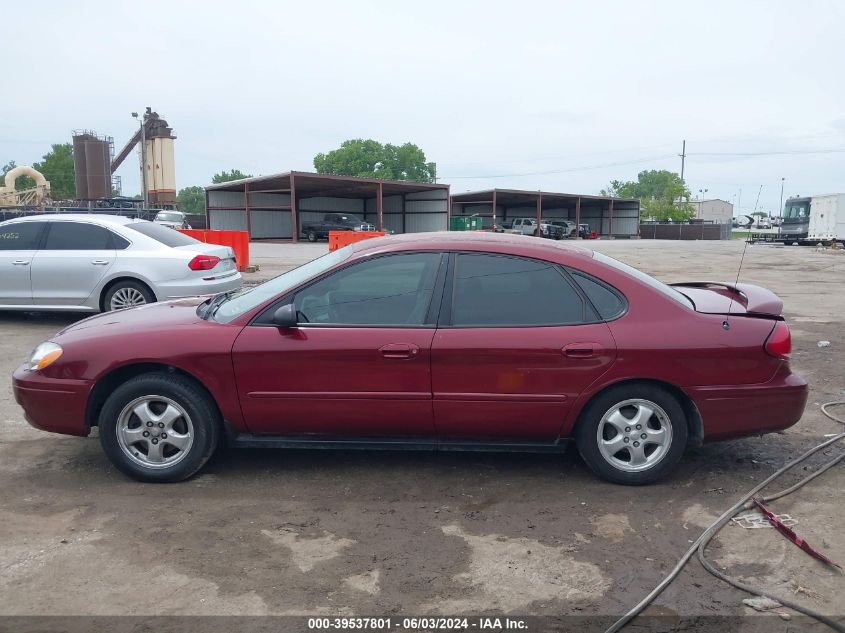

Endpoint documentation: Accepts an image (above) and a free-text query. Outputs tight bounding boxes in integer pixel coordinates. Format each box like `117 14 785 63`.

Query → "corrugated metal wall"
208 209 248 231
251 210 291 238
208 191 246 208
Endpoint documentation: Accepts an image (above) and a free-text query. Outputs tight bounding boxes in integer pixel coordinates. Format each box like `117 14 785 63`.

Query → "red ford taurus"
13 232 807 484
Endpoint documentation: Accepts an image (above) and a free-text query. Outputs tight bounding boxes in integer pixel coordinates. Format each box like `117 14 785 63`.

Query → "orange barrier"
328 230 385 252
178 229 250 272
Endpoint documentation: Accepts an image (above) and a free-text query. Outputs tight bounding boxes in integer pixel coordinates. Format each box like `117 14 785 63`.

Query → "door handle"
91 260 110 265
563 342 598 358
379 343 420 359
12 260 30 266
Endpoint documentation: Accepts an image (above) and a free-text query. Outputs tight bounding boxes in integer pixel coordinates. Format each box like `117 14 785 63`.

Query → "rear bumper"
12 365 91 437
686 365 809 442
157 273 242 300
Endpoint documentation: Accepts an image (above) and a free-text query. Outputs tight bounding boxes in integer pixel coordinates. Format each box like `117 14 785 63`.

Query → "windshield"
212 245 355 322
593 252 693 308
155 212 184 222
783 200 809 221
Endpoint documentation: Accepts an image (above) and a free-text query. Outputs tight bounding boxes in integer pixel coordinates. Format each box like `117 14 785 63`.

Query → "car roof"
0 214 139 226
350 231 595 261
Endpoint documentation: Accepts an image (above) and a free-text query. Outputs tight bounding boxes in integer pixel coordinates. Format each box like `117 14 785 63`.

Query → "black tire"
307 230 318 242
575 383 687 485
99 373 220 483
103 280 155 312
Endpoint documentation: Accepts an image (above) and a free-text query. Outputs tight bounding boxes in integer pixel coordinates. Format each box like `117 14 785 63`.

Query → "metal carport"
450 188 640 237
205 171 450 241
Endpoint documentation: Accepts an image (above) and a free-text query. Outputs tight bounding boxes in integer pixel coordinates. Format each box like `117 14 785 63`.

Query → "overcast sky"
3 0 844 214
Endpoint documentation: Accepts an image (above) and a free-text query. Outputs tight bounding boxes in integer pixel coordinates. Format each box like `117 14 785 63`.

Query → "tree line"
5 140 693 222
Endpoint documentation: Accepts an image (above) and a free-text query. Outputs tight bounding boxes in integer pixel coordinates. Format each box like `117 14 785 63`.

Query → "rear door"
431 253 617 441
0 221 44 305
31 221 117 306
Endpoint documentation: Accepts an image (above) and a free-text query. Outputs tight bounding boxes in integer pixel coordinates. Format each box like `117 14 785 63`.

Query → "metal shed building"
205 171 450 241
450 189 640 237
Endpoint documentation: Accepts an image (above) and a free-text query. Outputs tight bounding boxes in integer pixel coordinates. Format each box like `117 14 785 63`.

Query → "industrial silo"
72 131 112 200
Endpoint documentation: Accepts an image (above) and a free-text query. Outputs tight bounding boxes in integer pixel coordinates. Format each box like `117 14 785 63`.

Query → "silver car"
154 210 191 229
0 214 242 312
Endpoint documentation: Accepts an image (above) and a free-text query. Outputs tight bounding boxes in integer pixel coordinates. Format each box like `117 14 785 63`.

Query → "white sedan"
0 214 242 312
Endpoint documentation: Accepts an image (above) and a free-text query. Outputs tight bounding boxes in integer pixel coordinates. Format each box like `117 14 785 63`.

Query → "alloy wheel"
115 395 194 469
596 398 673 472
110 287 148 310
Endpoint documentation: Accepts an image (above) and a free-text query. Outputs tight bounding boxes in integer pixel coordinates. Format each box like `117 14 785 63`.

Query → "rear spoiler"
669 281 784 316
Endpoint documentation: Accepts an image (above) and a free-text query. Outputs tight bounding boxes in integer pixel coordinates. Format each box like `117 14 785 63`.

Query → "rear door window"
570 271 627 320
450 253 586 326
43 222 114 250
0 222 43 250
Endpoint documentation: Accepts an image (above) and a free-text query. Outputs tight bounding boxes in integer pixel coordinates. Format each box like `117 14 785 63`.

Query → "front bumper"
12 365 91 436
686 365 809 442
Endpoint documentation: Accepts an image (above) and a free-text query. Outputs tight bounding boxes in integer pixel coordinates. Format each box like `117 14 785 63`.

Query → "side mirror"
272 303 298 328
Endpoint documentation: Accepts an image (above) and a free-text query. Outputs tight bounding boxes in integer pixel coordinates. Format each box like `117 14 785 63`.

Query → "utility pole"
132 111 149 209
778 177 785 218
678 140 687 205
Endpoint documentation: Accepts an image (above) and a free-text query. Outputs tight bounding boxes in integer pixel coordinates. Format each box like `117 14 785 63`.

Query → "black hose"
606 401 845 633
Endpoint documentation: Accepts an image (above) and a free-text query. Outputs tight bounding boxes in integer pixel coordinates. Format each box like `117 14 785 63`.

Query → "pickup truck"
301 213 377 242
503 217 565 239
548 220 578 238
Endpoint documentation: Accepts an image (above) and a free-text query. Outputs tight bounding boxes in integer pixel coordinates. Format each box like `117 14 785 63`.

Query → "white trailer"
807 193 845 242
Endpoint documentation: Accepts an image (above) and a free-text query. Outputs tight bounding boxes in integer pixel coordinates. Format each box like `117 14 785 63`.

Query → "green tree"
212 169 252 184
601 169 694 222
313 139 436 183
2 160 37 191
177 186 206 214
32 144 76 200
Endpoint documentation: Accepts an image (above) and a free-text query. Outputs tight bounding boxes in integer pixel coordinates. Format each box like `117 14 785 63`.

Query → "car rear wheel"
575 384 687 485
99 373 220 482
104 280 155 311
307 230 318 242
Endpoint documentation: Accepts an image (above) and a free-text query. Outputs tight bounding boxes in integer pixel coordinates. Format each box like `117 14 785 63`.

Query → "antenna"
723 238 750 330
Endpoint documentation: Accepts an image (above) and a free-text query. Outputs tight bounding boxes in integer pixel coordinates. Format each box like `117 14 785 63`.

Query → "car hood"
54 297 209 342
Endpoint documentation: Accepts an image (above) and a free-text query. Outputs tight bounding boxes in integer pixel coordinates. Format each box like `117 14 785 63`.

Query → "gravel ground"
1 238 843 631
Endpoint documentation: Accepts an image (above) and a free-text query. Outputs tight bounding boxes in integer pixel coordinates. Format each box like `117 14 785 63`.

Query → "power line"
442 154 676 179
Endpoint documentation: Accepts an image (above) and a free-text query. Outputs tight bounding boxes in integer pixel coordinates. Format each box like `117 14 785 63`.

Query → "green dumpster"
450 216 483 231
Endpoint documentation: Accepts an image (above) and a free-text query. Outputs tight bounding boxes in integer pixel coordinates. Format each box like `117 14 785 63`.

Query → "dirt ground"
1 239 844 631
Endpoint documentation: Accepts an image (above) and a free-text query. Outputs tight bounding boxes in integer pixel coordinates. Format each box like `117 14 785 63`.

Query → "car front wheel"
307 230 318 242
575 384 687 485
99 373 220 482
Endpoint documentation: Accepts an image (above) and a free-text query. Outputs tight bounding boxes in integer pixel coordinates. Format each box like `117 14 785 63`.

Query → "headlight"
29 342 63 371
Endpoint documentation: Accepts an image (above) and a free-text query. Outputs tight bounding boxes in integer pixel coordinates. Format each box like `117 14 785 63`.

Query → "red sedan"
13 232 807 484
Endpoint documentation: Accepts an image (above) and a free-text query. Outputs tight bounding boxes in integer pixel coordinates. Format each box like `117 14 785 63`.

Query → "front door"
432 253 617 441
0 221 44 305
31 221 117 306
232 252 445 437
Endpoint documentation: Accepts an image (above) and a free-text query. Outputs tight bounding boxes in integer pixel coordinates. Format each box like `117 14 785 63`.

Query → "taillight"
765 321 792 359
188 255 221 271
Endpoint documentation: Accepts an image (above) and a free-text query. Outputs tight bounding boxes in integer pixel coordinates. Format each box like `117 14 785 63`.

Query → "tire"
103 280 155 312
99 373 221 483
307 230 318 242
575 383 687 485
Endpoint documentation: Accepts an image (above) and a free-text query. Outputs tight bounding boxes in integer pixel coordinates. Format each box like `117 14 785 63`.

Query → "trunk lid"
670 281 783 316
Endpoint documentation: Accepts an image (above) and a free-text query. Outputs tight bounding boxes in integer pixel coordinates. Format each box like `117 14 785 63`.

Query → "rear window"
124 220 199 247
592 252 693 308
